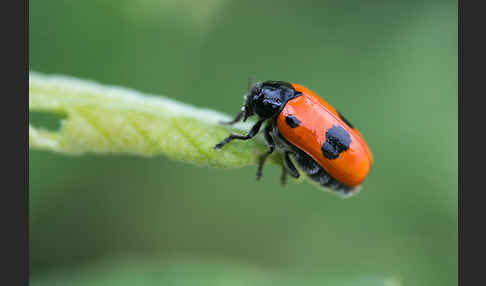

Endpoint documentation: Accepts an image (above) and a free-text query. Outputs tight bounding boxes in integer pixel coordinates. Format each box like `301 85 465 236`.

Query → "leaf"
29 71 282 168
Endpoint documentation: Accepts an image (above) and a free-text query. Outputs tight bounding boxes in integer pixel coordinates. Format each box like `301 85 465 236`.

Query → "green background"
29 0 457 285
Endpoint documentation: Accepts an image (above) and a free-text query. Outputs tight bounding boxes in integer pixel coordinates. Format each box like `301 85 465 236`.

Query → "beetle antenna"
220 108 245 125
248 76 256 90
243 106 250 122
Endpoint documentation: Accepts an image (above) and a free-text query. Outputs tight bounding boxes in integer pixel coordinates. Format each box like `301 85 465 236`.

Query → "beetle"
214 81 373 196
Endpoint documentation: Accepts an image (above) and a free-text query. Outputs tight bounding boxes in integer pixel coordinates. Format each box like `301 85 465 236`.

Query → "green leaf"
29 71 281 168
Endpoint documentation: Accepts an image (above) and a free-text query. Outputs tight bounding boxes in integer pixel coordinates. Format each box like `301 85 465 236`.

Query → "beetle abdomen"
291 146 355 196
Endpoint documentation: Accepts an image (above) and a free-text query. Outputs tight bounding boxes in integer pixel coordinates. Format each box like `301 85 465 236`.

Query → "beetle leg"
280 165 288 185
256 124 275 181
214 119 264 149
283 151 300 179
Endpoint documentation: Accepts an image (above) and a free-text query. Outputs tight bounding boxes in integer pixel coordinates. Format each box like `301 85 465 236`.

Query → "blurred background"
29 0 457 285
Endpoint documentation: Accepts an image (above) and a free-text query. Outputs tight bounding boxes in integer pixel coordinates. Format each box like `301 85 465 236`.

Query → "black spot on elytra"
337 111 354 129
285 115 301 128
321 125 351 160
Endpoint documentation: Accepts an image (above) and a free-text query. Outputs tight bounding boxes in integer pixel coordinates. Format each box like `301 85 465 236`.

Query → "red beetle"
214 81 373 196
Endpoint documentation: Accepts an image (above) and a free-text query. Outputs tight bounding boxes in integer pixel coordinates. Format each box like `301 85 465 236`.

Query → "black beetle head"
243 81 296 121
243 82 262 121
